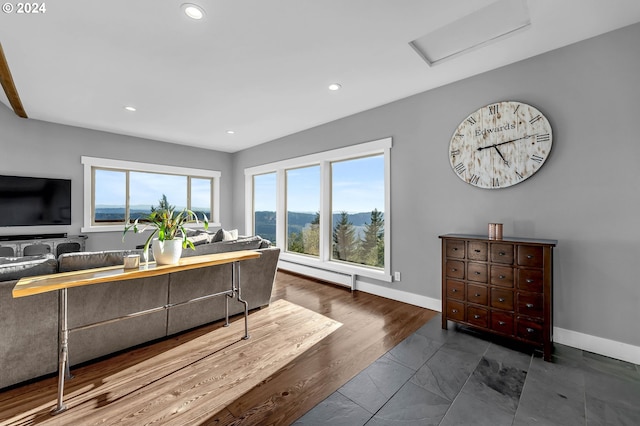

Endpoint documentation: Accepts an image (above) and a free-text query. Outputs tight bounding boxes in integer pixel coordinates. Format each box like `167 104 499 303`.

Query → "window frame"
82 156 221 233
244 137 392 282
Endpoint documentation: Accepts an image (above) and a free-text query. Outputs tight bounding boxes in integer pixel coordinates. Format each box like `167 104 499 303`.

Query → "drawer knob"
499 252 506 256
498 298 505 302
453 248 458 251
498 321 506 326
526 279 534 283
526 327 535 333
451 268 457 272
452 309 458 313
474 249 481 253
499 275 506 279
451 288 457 293
474 314 481 319
526 303 534 308
475 271 481 275
474 293 481 297
527 255 534 259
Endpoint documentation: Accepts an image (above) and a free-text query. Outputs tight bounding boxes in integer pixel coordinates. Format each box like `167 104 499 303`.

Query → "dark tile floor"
294 314 640 426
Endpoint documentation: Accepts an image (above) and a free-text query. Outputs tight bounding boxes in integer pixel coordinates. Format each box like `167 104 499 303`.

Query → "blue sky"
254 155 384 214
95 170 211 211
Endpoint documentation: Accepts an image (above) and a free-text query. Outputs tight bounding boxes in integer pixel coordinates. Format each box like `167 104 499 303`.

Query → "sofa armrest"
0 279 58 389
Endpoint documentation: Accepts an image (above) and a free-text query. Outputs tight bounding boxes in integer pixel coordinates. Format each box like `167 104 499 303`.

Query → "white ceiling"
1 0 640 153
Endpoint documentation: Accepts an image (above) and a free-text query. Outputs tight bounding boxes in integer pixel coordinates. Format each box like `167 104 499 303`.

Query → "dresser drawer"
446 240 465 259
518 245 543 267
491 311 514 336
467 241 488 261
517 293 544 319
447 300 465 321
518 269 543 293
467 306 488 328
491 265 514 288
490 288 514 311
517 318 543 343
467 262 487 283
467 284 488 305
446 260 465 279
491 243 514 264
446 280 465 301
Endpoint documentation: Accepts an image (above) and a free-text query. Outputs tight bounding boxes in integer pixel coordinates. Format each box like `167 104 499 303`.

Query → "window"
82 157 220 232
129 172 187 218
286 165 320 257
331 155 385 268
245 137 391 281
94 169 126 223
252 172 277 244
191 178 212 220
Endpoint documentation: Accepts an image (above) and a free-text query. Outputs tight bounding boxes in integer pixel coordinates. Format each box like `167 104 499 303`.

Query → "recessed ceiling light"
226 130 235 135
124 106 136 112
328 83 342 91
182 3 205 20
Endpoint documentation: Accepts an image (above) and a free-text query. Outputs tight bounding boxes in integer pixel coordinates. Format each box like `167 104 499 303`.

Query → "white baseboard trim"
353 280 442 312
278 267 639 364
278 261 354 288
554 327 640 365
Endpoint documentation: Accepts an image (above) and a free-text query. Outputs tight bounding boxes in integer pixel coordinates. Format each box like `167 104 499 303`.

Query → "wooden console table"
13 250 261 415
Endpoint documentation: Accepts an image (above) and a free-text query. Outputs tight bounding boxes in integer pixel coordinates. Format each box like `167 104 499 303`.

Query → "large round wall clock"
449 101 553 189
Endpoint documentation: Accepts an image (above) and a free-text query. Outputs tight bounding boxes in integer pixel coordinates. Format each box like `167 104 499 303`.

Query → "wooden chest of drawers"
439 234 557 361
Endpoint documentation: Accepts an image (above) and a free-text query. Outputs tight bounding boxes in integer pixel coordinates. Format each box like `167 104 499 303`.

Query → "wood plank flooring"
0 270 437 425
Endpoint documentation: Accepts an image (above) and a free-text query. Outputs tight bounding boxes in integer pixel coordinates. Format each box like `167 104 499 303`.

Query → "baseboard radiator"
277 259 356 291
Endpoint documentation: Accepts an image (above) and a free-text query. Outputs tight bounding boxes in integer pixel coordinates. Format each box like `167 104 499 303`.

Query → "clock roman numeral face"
449 101 553 189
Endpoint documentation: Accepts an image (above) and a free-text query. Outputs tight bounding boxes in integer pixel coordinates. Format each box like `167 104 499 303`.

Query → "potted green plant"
123 194 209 264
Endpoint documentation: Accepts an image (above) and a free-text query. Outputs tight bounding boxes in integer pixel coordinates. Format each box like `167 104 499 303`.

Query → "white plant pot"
152 238 183 265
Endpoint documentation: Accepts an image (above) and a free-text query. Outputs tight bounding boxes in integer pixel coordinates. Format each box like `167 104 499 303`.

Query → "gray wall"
232 23 640 347
0 107 233 251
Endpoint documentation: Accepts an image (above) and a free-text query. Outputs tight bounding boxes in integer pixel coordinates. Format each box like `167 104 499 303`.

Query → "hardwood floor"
0 270 436 425
215 271 437 425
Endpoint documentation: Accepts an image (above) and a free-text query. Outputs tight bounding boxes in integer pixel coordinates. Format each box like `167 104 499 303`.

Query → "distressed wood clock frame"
449 101 553 189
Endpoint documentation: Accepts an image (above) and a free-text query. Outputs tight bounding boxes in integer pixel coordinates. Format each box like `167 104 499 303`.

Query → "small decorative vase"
152 238 183 265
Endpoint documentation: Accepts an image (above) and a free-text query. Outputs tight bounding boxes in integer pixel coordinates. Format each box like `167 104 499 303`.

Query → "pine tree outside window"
331 155 385 269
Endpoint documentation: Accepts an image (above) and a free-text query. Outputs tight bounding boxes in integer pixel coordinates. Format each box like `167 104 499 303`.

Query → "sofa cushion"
184 235 265 257
259 238 272 248
58 250 141 273
0 254 58 281
185 229 212 246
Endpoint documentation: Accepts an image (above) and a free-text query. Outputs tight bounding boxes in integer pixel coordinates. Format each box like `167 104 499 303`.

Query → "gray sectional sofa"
0 234 279 390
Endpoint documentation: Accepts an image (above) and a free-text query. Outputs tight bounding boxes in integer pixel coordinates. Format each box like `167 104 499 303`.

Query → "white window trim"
245 137 392 282
81 156 221 233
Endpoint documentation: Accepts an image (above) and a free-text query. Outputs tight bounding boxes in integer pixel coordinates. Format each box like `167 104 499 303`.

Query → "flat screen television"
0 175 72 227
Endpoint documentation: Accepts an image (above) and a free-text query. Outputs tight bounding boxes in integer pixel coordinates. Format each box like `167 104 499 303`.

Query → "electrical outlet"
394 271 401 282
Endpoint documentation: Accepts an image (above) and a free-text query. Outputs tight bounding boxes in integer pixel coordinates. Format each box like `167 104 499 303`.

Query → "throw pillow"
212 228 224 242
187 230 211 246
222 229 238 241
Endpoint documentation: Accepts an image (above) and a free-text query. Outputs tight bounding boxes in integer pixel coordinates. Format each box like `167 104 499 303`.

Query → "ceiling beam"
0 42 28 118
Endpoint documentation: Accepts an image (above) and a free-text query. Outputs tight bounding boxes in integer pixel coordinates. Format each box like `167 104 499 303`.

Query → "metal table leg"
51 288 70 415
234 261 250 340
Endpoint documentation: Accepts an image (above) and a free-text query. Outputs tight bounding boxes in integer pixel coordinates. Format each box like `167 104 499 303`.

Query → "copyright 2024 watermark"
2 2 47 13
